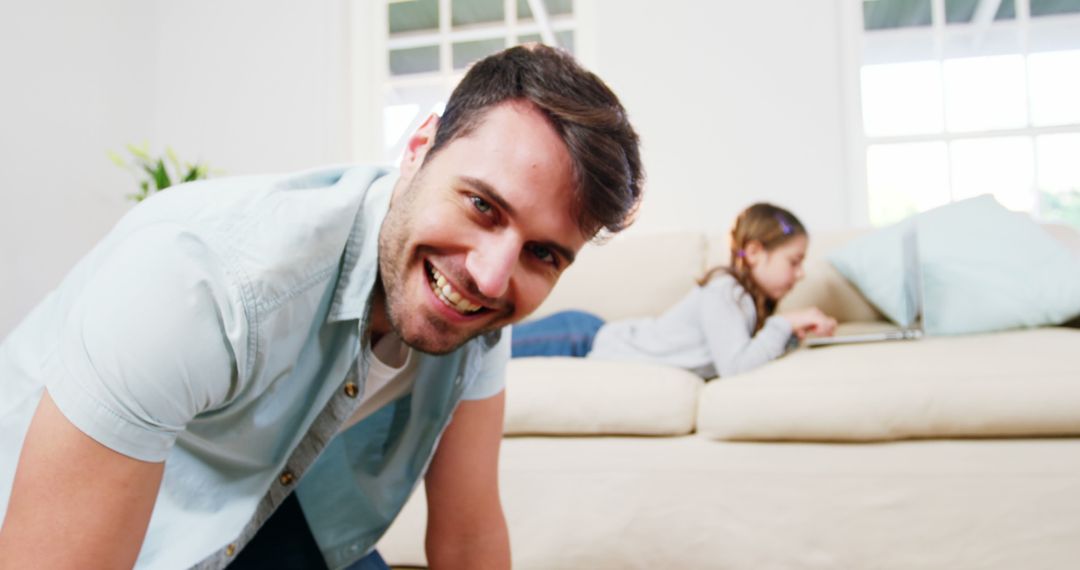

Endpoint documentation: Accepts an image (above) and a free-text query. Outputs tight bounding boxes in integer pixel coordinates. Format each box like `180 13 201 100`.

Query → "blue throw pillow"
829 195 1080 335
827 220 917 326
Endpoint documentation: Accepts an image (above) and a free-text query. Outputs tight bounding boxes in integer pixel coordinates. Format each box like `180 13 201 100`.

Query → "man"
0 45 642 569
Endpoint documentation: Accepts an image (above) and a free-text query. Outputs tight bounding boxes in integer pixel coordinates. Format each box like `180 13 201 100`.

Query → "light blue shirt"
0 166 507 569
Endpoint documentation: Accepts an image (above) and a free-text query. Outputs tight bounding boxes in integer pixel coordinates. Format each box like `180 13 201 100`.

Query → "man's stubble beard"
376 174 501 356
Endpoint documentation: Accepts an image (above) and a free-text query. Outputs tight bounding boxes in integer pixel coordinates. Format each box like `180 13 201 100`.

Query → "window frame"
844 0 1080 227
359 0 579 166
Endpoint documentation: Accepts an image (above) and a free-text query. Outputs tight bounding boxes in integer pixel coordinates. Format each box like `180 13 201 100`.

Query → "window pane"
452 0 504 26
943 55 1027 132
941 22 1025 60
389 0 439 34
946 0 978 22
863 0 932 30
867 142 950 226
1037 133 1080 193
383 84 449 162
945 0 1016 22
389 45 440 76
951 137 1035 212
861 61 944 136
453 38 506 70
1029 50 1080 126
1031 0 1080 17
516 30 574 52
1042 190 1080 225
384 104 421 149
1037 133 1080 224
517 0 574 19
556 30 574 53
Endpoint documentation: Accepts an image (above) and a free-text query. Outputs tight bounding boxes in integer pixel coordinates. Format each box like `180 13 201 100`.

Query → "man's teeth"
429 266 482 314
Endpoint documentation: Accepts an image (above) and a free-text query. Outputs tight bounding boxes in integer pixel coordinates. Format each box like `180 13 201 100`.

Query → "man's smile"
425 260 488 316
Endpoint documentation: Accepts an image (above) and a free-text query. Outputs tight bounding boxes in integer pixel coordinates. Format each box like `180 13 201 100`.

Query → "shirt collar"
327 169 398 324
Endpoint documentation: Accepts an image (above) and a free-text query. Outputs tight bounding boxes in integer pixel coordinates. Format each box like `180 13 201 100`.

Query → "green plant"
108 143 211 202
1041 188 1080 228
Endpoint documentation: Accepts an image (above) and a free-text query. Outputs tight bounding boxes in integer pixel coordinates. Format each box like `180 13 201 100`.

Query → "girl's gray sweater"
587 274 794 379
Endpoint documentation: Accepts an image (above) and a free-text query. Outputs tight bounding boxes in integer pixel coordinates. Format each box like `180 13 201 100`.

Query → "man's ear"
399 113 439 180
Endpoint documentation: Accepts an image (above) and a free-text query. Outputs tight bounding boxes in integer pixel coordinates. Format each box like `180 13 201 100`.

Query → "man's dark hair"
427 44 644 238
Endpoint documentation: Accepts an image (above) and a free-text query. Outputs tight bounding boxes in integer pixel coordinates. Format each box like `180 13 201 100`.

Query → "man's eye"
528 244 557 266
470 195 493 214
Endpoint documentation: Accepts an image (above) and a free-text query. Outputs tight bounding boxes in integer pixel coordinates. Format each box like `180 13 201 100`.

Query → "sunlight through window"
867 142 950 225
951 137 1036 211
859 2 1080 226
861 61 944 136
1029 50 1080 126
943 55 1027 132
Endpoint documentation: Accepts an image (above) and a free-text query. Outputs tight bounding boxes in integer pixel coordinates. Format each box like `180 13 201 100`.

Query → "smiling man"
0 45 642 569
376 100 586 355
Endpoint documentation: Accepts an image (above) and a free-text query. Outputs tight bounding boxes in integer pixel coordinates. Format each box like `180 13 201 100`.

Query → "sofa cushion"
698 327 1080 441
379 437 1080 570
532 232 706 321
504 357 703 436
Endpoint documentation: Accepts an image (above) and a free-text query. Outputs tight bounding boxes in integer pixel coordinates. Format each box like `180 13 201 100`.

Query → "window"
382 0 575 164
858 0 1080 226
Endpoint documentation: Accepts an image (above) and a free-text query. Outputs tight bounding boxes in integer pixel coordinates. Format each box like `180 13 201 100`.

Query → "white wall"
582 0 853 236
0 0 356 338
0 0 157 337
153 0 353 176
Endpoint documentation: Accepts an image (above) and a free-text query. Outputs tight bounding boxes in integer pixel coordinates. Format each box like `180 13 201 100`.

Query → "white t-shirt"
340 333 418 432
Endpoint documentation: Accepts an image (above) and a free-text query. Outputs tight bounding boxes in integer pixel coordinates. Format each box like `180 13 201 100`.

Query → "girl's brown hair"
698 203 806 333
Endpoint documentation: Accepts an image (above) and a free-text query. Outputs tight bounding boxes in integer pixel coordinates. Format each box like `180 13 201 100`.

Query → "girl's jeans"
511 310 605 358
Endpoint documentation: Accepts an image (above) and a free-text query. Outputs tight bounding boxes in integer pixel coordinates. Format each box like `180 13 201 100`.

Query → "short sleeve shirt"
0 166 508 569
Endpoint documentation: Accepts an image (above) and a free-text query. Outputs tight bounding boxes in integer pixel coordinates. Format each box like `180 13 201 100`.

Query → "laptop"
804 227 925 348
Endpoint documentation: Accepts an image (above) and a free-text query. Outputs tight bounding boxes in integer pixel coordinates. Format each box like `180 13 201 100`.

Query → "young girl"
510 203 837 379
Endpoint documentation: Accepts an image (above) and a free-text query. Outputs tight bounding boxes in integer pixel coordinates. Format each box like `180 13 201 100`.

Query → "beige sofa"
377 227 1080 569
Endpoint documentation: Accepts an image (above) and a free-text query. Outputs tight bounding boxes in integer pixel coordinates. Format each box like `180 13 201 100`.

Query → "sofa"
376 225 1080 569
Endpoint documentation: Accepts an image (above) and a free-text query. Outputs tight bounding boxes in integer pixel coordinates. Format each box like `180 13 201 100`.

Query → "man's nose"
465 234 520 301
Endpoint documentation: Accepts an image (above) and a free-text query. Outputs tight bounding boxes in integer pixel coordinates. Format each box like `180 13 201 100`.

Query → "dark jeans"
229 493 390 570
511 309 605 358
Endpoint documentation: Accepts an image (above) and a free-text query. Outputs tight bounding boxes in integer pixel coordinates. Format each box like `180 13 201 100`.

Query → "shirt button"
279 470 296 486
226 544 236 557
343 382 359 398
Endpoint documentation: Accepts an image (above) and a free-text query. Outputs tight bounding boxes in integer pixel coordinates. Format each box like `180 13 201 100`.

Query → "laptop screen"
900 226 924 329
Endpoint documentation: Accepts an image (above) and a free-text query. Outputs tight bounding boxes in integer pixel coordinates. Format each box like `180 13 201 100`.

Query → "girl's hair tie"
775 213 793 235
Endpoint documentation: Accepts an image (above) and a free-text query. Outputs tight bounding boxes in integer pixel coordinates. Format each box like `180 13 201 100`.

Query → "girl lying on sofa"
511 203 837 378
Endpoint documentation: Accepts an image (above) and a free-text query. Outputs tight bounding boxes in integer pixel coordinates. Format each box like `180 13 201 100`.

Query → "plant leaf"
165 146 182 173
117 143 213 202
182 164 202 182
153 159 172 190
126 142 151 162
107 150 127 168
